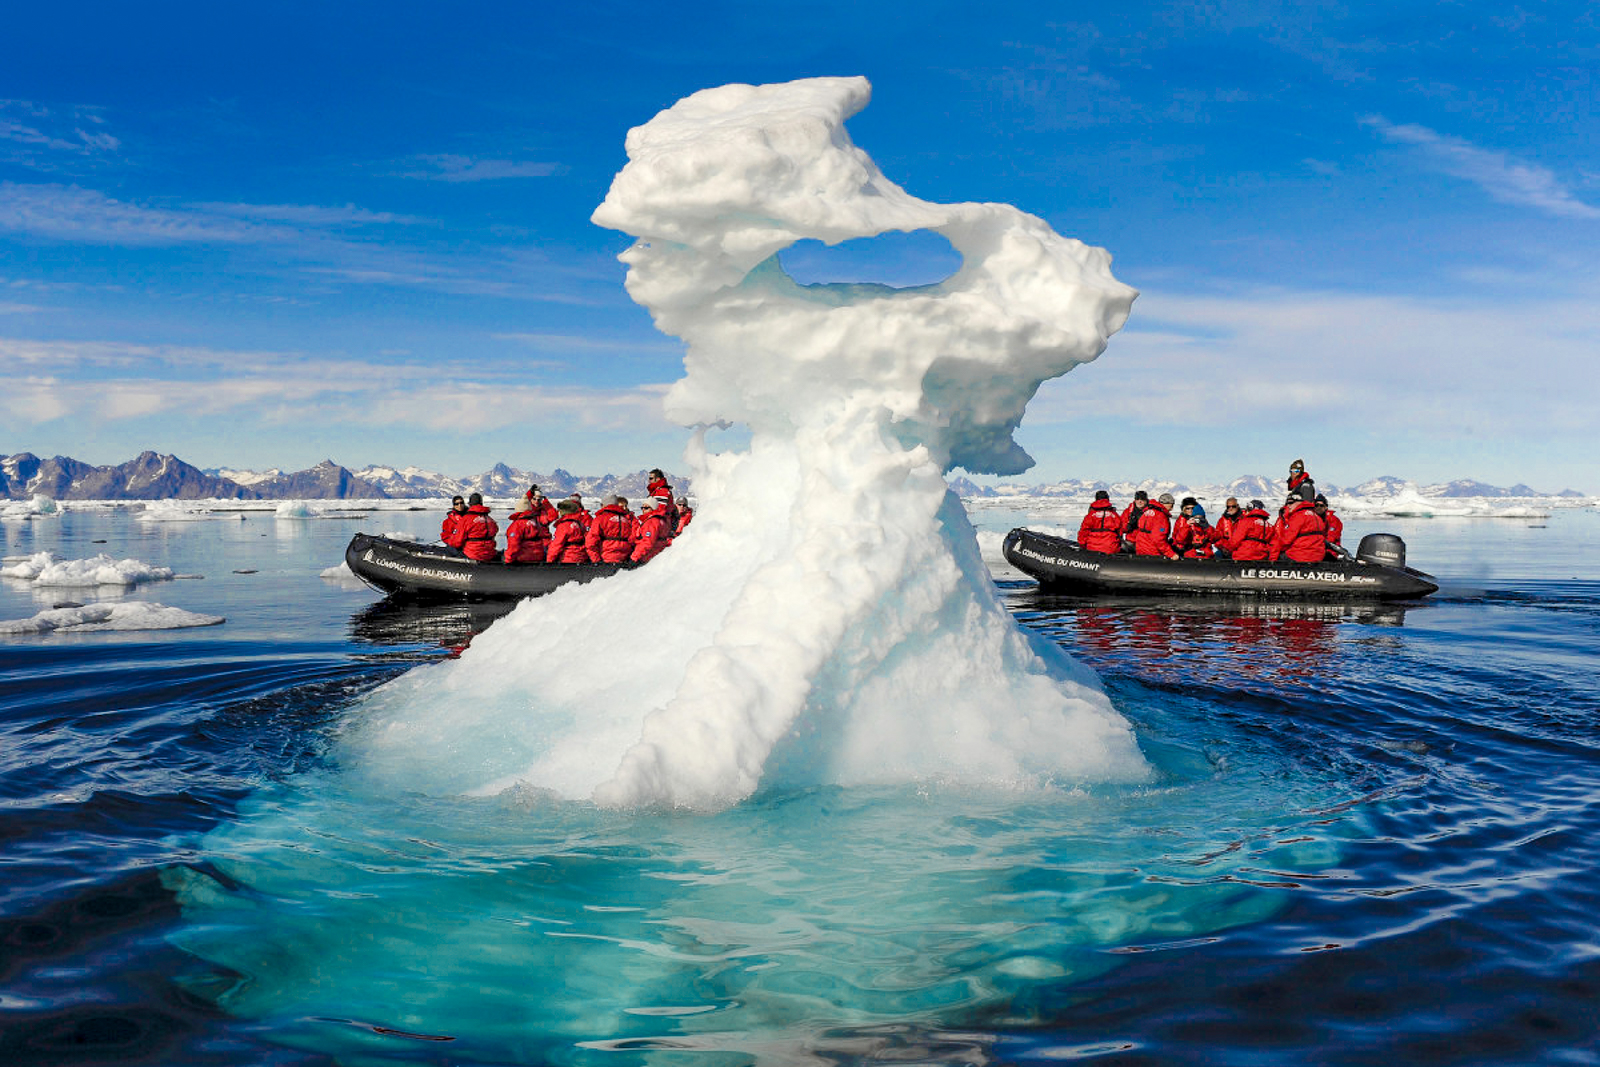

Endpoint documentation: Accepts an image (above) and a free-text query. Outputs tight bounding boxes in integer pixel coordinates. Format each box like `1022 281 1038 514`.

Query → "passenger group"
1077 459 1346 563
439 469 693 565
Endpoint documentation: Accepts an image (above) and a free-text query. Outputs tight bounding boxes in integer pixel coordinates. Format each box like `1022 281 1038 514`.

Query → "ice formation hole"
777 230 962 290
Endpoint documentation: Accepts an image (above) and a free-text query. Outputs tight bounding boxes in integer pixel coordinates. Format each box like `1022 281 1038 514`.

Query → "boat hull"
345 533 636 599
1002 528 1439 599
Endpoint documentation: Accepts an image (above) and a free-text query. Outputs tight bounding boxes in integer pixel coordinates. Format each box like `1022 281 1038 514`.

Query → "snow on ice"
0 551 176 587
0 601 224 634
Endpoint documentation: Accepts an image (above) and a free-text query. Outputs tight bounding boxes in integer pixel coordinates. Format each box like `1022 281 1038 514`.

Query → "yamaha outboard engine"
1357 533 1407 569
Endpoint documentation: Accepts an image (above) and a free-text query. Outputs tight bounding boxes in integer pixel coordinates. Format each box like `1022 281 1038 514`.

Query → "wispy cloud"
494 332 680 355
0 335 673 432
0 99 120 169
189 201 423 226
1030 281 1600 438
0 301 42 315
393 154 565 182
1363 116 1600 220
0 183 269 244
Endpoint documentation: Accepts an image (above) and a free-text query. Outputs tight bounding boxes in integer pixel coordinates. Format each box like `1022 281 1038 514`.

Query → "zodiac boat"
1002 528 1439 599
345 533 637 599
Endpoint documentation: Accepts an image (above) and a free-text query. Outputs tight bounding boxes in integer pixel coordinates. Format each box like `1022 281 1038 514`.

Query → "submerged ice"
347 76 1146 809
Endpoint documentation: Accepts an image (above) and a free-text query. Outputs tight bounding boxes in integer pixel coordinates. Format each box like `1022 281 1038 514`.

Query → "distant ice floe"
0 601 224 634
0 551 176 587
0 495 58 519
138 501 223 522
275 501 324 518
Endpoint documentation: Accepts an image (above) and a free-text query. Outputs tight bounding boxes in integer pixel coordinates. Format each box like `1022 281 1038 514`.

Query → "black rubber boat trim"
1002 528 1439 599
345 532 639 599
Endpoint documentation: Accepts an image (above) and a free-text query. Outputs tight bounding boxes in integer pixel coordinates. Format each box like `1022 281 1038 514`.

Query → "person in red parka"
1120 491 1150 551
630 502 674 563
564 494 593 531
1314 494 1345 559
675 496 693 532
1227 500 1274 561
1174 503 1213 558
546 500 589 563
504 501 552 563
1272 498 1328 563
1171 497 1199 549
457 493 500 562
586 495 636 563
440 496 469 552
646 468 672 501
521 484 558 527
1210 498 1242 559
1135 493 1179 559
1077 490 1123 554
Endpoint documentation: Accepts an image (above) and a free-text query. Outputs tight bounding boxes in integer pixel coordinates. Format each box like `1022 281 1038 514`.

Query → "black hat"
1094 490 1110 500
1315 493 1328 505
1134 490 1149 501
1249 499 1264 510
1181 496 1198 508
468 492 483 506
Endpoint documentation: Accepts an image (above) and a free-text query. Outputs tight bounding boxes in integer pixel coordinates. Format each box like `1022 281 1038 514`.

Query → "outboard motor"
1357 532 1407 569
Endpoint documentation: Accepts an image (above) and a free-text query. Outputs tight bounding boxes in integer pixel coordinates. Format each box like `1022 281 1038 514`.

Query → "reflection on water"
1007 589 1418 689
348 597 521 658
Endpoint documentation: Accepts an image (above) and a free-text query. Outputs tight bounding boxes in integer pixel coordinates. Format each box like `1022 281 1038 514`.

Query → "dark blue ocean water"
2 505 1598 1065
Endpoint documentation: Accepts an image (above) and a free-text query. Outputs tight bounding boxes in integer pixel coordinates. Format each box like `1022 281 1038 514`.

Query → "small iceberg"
0 601 225 634
0 551 177 587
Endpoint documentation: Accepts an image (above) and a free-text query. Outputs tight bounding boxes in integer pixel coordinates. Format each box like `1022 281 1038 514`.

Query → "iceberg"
0 601 224 634
344 76 1147 810
0 550 176 587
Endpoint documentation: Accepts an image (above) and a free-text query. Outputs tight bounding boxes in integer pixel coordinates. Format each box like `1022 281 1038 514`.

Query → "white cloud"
1029 283 1600 438
1364 116 1600 220
394 154 565 182
0 336 674 433
0 183 269 244
0 100 120 166
189 201 423 226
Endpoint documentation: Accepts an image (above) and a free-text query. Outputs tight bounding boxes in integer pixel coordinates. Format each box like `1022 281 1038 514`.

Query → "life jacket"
458 505 499 562
1078 499 1123 554
1121 502 1147 536
1273 500 1328 563
1134 501 1178 559
1176 520 1212 559
441 509 470 549
630 508 673 563
546 515 589 563
504 509 551 563
585 504 636 563
1228 508 1273 561
676 505 694 531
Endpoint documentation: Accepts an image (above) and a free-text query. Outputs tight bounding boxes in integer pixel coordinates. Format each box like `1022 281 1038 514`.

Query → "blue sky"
2 1 1596 491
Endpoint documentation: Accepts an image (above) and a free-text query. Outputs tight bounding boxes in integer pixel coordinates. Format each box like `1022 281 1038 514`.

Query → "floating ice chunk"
346 77 1148 811
138 501 217 522
320 561 355 579
1336 484 1551 519
0 601 224 634
0 551 176 586
275 501 322 518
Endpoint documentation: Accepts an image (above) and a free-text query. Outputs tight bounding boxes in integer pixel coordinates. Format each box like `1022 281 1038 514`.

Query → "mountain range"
0 451 691 502
0 450 1584 502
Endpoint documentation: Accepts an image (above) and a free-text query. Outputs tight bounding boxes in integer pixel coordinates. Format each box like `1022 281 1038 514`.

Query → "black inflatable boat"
344 533 638 599
1002 528 1438 599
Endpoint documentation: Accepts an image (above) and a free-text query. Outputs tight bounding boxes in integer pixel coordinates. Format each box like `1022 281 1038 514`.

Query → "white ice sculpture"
346 76 1148 810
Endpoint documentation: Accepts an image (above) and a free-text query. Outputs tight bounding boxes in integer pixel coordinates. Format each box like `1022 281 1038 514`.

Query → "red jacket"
1227 508 1274 561
1077 499 1123 554
630 507 673 563
1134 500 1178 559
546 515 588 563
1322 508 1343 550
1120 502 1148 536
520 495 558 527
441 509 469 549
504 509 551 563
458 505 500 562
1174 519 1212 559
1211 512 1239 554
1273 500 1328 563
585 503 636 563
676 504 693 530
